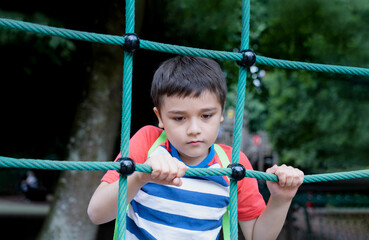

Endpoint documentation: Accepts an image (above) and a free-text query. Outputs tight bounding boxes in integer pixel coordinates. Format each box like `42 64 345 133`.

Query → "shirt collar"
169 142 215 168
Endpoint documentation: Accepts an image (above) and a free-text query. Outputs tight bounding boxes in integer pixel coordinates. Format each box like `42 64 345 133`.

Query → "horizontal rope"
1 18 369 76
0 18 124 45
140 40 240 61
1 156 368 184
257 56 369 76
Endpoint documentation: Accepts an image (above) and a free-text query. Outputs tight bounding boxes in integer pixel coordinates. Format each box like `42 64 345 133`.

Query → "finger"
165 160 179 182
177 162 187 178
288 170 298 187
284 166 296 187
169 161 187 186
172 177 183 187
287 168 303 187
275 165 287 187
292 168 303 186
148 159 161 179
297 169 305 186
266 164 278 174
277 172 286 187
157 160 170 181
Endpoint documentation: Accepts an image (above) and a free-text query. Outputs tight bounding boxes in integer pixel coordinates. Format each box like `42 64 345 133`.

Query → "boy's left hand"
266 164 304 201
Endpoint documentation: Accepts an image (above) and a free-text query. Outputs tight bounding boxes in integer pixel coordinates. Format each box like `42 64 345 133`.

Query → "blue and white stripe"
126 145 230 239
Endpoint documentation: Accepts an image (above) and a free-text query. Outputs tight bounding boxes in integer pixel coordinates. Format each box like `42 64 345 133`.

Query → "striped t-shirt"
102 126 266 239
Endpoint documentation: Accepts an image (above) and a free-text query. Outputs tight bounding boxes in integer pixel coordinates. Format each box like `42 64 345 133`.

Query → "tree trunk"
37 43 123 239
37 1 146 239
37 43 123 240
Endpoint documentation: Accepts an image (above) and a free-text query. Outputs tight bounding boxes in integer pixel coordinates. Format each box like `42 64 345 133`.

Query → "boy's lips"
187 140 203 145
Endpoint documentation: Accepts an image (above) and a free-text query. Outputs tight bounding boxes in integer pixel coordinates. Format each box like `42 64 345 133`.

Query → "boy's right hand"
137 147 187 187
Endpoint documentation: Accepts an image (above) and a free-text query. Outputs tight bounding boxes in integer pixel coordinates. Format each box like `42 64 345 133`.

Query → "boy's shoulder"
139 125 163 133
130 125 165 149
215 143 233 156
135 125 163 138
215 143 250 166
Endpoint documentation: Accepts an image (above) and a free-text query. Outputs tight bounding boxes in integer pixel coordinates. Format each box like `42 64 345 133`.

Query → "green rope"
0 18 125 45
1 18 369 76
256 55 369 76
236 0 250 236
1 156 367 188
117 0 136 238
229 0 251 237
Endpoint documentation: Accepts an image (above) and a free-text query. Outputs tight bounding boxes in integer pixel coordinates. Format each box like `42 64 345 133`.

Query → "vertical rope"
241 0 250 49
117 175 128 240
229 0 250 239
117 0 136 239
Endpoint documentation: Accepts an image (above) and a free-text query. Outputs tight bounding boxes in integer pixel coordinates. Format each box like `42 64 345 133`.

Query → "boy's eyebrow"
168 107 218 114
200 107 218 112
168 110 186 114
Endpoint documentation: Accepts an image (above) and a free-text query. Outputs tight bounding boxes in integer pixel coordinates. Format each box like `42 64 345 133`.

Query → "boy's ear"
153 107 164 128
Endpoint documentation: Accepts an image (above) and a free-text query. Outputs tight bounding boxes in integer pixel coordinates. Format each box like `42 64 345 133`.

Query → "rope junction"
0 0 368 239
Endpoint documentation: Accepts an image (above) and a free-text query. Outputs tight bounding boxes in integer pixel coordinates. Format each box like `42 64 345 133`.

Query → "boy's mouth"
187 140 203 146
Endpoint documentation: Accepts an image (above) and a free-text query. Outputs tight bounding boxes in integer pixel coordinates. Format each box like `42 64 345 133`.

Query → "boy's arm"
87 148 187 225
239 164 304 240
87 171 146 225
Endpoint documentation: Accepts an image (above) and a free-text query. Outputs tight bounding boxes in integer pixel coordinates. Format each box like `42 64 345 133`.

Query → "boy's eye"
173 116 184 121
202 114 213 119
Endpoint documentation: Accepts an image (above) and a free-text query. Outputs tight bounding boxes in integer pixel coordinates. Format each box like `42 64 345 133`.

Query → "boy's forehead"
161 91 222 109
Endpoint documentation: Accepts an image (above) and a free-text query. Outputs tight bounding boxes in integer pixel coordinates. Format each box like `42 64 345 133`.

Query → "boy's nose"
187 119 201 135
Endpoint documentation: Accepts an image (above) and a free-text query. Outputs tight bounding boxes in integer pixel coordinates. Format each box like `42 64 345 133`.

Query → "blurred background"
0 0 368 239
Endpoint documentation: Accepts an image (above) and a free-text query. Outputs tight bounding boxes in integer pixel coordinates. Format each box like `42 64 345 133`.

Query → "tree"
31 3 124 239
36 1 156 238
259 0 369 172
1 1 147 239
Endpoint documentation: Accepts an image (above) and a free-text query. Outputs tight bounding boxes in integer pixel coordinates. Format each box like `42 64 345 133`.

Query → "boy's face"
154 91 224 166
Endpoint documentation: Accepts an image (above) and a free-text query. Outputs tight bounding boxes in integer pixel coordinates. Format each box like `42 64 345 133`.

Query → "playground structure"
1 0 369 239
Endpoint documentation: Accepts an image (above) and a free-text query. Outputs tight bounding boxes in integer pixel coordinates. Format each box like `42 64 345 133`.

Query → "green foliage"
259 0 369 171
264 71 369 171
0 10 76 69
164 0 242 50
162 0 267 84
259 0 369 66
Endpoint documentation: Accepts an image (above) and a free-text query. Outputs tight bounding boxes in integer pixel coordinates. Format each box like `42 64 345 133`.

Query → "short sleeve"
217 144 266 221
101 125 163 183
237 152 266 220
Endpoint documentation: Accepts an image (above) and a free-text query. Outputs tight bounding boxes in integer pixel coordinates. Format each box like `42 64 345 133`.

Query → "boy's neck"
170 143 213 167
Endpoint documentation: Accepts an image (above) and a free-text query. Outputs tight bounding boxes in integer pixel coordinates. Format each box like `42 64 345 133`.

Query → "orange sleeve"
101 126 163 183
218 144 266 221
237 152 266 221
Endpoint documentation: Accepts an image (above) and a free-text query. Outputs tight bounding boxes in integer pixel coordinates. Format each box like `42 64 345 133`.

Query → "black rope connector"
237 49 256 68
123 33 140 53
118 157 135 176
228 163 246 181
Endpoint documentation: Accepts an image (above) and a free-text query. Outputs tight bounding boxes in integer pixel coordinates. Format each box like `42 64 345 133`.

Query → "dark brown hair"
151 55 227 111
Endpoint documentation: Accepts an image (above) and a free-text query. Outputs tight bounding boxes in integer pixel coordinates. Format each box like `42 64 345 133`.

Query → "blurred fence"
290 206 369 240
262 178 369 240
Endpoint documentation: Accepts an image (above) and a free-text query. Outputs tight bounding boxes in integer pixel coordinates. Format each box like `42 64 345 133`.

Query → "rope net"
0 0 368 239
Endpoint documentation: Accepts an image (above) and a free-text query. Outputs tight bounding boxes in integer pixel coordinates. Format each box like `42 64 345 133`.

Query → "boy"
88 55 304 239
